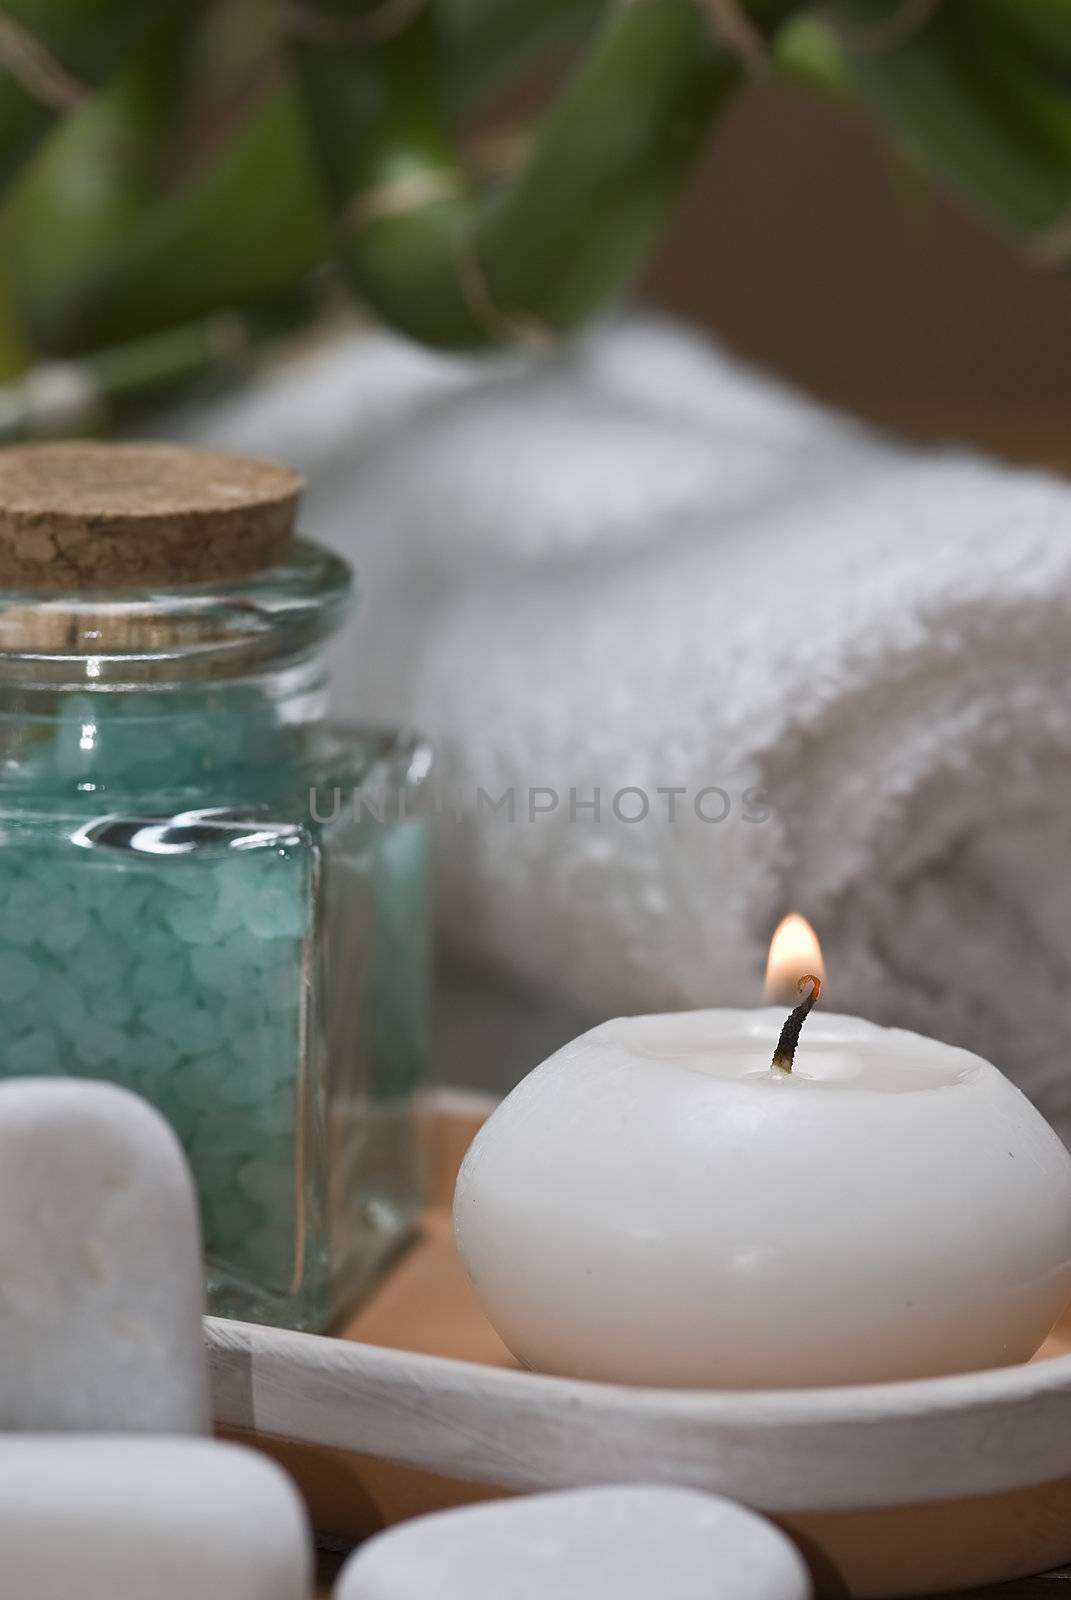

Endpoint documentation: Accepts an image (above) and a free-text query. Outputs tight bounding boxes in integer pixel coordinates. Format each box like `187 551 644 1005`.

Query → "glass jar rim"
0 538 353 687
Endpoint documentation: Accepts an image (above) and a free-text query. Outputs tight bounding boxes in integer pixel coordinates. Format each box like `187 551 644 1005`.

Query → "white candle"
454 1007 1071 1389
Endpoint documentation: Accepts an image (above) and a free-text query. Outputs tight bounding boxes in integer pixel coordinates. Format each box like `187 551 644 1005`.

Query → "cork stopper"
0 441 304 592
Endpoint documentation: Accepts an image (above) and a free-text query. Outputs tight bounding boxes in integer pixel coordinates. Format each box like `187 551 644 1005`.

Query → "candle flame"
764 913 826 1003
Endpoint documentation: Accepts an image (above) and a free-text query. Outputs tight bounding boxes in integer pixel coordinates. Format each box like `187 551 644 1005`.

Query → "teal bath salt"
0 443 430 1331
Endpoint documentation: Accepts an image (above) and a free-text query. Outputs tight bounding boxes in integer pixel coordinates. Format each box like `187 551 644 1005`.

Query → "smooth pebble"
334 1487 813 1600
0 1436 310 1599
0 1078 209 1432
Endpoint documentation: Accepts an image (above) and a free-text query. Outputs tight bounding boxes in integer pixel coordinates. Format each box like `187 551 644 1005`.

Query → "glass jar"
0 526 430 1332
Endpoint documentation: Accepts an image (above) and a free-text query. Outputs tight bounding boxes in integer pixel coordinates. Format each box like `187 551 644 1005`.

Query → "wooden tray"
207 1092 1071 1600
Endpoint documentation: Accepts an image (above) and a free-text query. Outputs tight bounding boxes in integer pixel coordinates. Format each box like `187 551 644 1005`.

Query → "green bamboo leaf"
0 0 188 191
13 83 331 356
829 0 1071 237
292 2 482 345
773 15 855 102
476 0 748 334
0 7 204 335
0 290 31 381
0 0 665 357
293 0 803 349
438 0 603 113
971 0 1071 79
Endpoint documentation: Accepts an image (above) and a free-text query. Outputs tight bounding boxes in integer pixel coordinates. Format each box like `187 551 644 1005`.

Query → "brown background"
641 84 1071 475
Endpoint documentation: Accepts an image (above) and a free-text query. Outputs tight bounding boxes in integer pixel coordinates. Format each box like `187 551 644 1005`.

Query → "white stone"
0 1077 208 1431
0 1437 311 1599
334 1486 811 1600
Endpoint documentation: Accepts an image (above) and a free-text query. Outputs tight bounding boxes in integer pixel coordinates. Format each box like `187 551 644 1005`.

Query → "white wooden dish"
206 1092 1071 1599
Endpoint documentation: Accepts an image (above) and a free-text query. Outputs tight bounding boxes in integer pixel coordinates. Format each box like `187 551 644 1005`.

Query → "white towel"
155 316 1071 1139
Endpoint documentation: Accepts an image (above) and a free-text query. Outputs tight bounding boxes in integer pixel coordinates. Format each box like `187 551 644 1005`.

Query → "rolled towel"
154 316 1071 1140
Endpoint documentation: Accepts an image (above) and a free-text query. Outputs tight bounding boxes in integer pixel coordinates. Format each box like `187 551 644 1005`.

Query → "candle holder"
211 1093 1071 1600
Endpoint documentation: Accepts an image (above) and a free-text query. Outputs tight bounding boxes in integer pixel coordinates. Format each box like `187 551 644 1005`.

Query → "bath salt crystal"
335 1487 812 1600
166 896 224 945
124 1029 180 1076
72 867 121 911
36 895 90 952
216 1060 280 1109
206 866 251 935
156 1095 198 1146
0 949 41 1004
0 993 46 1040
141 998 191 1045
96 877 154 933
6 1026 62 1076
131 951 187 1003
88 985 135 1027
189 942 248 996
0 878 42 943
73 1020 129 1069
0 1077 208 1432
238 1157 296 1209
244 877 308 940
0 1437 310 1600
49 973 89 1036
70 933 133 991
175 1005 223 1056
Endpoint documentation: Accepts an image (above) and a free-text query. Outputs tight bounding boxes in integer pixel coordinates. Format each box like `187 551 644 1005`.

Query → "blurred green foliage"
0 0 1066 433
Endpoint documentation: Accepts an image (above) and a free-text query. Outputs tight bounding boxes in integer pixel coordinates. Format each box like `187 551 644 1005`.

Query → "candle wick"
771 973 822 1073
